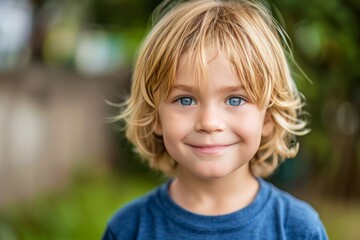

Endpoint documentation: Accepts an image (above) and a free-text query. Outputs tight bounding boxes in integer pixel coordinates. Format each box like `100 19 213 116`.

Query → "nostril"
195 109 225 133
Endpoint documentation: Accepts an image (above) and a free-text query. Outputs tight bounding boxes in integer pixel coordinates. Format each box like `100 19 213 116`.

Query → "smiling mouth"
187 143 235 155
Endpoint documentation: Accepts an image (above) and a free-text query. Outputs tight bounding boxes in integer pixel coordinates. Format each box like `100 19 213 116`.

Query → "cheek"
161 125 188 161
233 112 264 142
160 113 187 141
162 122 188 143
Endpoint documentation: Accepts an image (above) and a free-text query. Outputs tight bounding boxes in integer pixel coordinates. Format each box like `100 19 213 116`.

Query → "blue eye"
226 97 245 106
177 97 196 106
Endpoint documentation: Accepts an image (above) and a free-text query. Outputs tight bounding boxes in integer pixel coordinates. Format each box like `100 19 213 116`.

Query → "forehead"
174 49 243 90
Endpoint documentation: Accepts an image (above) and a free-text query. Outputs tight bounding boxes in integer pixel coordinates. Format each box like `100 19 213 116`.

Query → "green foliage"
271 0 360 198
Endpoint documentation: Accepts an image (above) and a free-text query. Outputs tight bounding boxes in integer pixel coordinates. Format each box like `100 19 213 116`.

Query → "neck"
169 164 259 215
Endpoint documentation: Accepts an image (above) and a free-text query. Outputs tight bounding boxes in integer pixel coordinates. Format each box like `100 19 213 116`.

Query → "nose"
195 105 226 133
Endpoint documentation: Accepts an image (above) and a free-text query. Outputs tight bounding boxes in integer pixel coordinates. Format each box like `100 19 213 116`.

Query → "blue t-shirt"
103 178 328 239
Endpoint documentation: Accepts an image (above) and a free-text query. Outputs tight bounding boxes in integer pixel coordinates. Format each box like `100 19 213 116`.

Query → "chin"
194 167 234 180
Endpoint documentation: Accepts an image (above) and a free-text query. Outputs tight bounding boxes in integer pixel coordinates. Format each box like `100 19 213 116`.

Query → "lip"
187 143 235 155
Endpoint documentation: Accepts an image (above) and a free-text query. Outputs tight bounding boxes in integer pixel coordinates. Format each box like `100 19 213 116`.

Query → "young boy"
103 0 328 239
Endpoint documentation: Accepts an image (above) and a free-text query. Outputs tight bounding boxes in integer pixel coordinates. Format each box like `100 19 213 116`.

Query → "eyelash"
174 96 246 106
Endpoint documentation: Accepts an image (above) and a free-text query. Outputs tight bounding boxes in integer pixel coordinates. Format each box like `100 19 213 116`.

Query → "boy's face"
155 51 274 180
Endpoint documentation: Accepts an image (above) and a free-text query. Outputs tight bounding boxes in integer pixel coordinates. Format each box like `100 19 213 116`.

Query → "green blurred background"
0 0 359 239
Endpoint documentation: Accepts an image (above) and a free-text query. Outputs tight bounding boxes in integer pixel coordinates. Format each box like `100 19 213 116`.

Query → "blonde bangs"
171 0 285 109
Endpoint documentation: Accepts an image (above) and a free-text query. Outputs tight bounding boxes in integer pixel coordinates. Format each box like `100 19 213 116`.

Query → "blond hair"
115 0 309 177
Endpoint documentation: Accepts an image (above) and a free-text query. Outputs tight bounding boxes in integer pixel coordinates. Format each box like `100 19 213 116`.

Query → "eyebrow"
172 84 195 92
172 84 245 92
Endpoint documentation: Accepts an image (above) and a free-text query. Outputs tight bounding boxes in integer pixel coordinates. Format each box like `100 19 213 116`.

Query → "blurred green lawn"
0 168 163 240
311 198 360 240
0 167 359 240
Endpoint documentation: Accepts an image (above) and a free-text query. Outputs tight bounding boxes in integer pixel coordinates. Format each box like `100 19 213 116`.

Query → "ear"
262 111 274 137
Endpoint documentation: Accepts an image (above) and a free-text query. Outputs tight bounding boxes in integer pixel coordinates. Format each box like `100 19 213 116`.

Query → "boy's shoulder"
261 179 327 239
